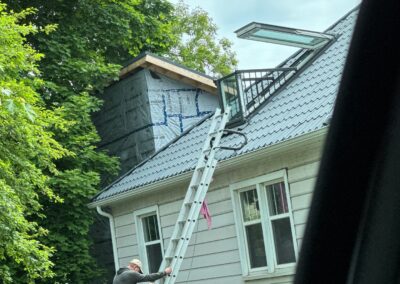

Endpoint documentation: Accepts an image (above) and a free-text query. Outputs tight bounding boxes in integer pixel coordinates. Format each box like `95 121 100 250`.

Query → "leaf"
5 99 16 114
1 88 12 96
23 103 36 122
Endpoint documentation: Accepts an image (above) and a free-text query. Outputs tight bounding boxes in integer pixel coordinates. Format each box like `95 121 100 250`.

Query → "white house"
91 52 219 282
90 7 358 284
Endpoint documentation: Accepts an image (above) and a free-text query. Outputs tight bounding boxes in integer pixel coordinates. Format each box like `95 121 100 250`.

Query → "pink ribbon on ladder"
200 199 212 230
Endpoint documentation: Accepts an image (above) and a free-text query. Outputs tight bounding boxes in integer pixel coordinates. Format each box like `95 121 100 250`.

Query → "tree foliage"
7 0 178 93
2 0 238 282
166 0 238 77
0 4 67 283
2 0 177 282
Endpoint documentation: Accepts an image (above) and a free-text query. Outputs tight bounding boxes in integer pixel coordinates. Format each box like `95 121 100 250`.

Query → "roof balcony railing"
216 67 297 126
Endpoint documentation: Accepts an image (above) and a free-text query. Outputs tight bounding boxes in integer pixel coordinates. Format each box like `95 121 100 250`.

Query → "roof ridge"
324 4 360 33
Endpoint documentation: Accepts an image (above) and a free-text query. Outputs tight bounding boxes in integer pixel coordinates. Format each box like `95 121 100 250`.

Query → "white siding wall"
109 136 324 283
160 184 242 283
288 162 319 250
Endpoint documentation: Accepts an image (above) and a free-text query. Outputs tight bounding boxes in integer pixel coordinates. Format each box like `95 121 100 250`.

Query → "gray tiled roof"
92 8 358 203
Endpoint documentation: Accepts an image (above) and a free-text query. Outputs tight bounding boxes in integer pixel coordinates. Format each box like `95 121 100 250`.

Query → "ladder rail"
159 109 224 270
158 107 232 284
166 158 218 282
166 160 217 283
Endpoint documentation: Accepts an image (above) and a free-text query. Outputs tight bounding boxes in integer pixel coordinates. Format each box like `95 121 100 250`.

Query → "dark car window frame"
294 0 400 283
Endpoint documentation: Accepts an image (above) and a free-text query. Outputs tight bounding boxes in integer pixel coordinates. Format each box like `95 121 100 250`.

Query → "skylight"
235 22 333 49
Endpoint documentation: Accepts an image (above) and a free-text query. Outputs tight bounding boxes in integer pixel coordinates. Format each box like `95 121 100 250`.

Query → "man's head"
128 259 143 273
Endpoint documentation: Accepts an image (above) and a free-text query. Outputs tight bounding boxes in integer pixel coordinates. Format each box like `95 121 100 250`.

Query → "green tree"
3 0 238 282
0 4 67 283
3 0 175 283
166 0 238 77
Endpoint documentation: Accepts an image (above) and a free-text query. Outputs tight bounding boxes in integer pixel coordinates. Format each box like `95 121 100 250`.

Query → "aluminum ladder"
158 107 243 284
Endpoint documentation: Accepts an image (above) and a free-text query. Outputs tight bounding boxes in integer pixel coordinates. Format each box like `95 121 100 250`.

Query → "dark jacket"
113 267 167 284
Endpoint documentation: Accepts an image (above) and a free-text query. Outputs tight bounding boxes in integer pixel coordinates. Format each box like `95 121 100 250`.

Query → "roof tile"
93 8 358 203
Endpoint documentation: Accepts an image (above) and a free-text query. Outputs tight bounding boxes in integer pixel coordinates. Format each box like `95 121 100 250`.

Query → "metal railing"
217 67 297 125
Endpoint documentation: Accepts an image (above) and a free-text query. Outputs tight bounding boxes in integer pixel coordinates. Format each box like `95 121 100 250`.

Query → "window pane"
146 243 162 273
221 74 241 120
271 218 296 264
245 224 267 268
143 215 160 242
240 188 260 222
266 182 288 216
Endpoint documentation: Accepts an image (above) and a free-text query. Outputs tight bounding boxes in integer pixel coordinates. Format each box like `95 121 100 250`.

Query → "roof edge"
90 111 215 203
89 127 328 208
119 52 217 95
324 4 360 33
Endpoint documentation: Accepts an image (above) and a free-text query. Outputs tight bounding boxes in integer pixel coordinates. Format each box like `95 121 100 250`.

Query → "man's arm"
133 267 172 282
134 271 167 282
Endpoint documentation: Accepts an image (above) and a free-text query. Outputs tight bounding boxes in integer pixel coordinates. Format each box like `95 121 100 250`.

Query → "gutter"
96 206 119 272
89 127 328 208
220 128 327 169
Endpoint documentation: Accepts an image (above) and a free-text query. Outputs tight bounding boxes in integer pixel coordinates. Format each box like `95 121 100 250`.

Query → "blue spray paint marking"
99 88 213 149
128 88 213 134
167 113 184 133
176 90 212 131
194 89 213 117
162 93 168 126
175 88 212 132
195 89 201 114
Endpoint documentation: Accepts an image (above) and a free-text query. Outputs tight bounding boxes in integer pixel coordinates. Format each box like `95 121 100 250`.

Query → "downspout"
96 206 119 272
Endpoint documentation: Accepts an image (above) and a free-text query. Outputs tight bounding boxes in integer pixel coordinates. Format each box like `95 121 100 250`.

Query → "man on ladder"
113 258 172 284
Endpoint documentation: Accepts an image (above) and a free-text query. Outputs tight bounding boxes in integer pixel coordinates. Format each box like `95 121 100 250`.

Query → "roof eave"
88 127 328 208
119 53 217 95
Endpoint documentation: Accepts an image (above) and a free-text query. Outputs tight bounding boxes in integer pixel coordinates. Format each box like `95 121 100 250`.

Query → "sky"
168 0 361 70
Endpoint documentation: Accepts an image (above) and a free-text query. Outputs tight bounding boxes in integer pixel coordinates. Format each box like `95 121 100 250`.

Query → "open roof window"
217 22 334 128
235 22 333 49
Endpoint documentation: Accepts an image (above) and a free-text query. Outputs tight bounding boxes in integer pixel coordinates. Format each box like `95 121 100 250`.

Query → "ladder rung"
159 107 230 284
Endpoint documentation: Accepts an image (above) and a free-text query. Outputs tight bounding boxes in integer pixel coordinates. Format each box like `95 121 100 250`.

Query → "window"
134 206 164 273
219 72 242 123
235 22 333 50
231 170 298 276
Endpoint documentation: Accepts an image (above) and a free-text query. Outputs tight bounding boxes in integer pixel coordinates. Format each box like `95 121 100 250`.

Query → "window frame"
235 22 333 50
230 169 298 277
134 205 164 274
